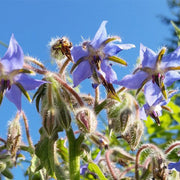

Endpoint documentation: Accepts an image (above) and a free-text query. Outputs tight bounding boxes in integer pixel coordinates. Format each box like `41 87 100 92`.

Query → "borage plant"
1 21 180 180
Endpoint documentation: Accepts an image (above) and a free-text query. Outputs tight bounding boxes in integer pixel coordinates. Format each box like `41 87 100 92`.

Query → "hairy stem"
135 144 159 180
59 58 71 74
53 73 84 107
165 141 180 154
66 127 84 180
21 111 34 151
105 149 118 180
0 137 6 145
94 86 100 107
24 56 46 69
24 63 84 106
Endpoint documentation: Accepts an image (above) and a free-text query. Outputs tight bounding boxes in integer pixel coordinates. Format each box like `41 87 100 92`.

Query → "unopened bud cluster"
107 93 144 150
36 76 71 135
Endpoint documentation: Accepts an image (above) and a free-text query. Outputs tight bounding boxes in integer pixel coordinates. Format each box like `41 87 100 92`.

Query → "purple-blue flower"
168 160 180 172
0 34 46 110
140 87 177 125
118 44 180 101
71 21 135 87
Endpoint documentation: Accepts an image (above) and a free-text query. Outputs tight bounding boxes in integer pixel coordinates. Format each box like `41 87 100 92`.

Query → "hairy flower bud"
108 93 140 134
76 107 97 134
7 113 22 159
42 107 58 136
50 37 72 61
57 104 71 130
121 120 144 151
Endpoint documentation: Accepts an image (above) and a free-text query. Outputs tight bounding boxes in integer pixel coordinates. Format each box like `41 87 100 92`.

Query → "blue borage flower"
140 89 177 125
71 21 135 89
168 160 180 172
0 34 46 110
118 44 180 102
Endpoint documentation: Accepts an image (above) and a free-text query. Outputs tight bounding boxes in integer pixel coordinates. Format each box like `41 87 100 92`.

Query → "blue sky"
0 0 174 179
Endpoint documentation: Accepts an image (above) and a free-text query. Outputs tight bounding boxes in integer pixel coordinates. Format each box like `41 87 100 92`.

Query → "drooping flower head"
0 34 46 110
140 88 177 125
119 44 180 102
71 21 135 90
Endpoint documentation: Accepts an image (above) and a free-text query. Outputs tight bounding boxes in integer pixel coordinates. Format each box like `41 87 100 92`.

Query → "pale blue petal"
90 21 108 49
103 43 122 56
1 34 24 72
140 106 147 120
73 61 92 87
104 43 135 56
16 74 46 90
101 60 117 83
161 46 180 68
116 44 135 50
144 81 162 106
164 71 180 87
5 84 22 110
94 151 101 164
80 164 88 175
118 71 148 89
71 46 88 62
140 44 157 68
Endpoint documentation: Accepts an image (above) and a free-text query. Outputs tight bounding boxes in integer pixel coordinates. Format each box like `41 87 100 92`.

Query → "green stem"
66 127 84 180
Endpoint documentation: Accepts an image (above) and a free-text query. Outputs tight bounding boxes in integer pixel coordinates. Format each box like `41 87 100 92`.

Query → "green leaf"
88 162 107 180
56 139 68 163
29 155 41 173
35 136 57 178
171 21 180 46
1 168 13 179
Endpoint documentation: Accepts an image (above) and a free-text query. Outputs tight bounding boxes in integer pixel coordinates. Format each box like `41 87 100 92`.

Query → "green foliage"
88 162 107 180
171 21 180 46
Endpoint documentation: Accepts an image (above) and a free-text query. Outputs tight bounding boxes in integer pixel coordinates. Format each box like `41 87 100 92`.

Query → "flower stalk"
22 111 34 151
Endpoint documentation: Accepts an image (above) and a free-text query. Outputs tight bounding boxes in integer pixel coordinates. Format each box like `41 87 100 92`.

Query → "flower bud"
38 77 72 134
42 107 58 136
57 104 71 130
76 107 97 134
89 132 109 149
50 37 72 61
121 120 144 151
108 93 139 134
7 113 22 159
